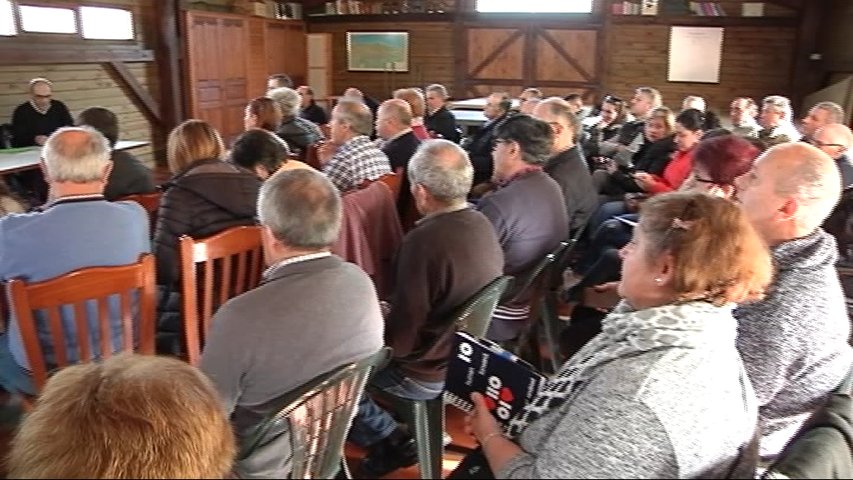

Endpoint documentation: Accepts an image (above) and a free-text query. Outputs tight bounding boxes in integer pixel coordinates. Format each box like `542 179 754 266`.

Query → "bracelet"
480 431 505 450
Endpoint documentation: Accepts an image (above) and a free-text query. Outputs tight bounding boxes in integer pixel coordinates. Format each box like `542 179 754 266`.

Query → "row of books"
689 2 726 16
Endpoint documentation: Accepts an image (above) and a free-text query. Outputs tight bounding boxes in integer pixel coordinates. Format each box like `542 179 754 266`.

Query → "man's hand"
316 141 339 166
632 171 655 190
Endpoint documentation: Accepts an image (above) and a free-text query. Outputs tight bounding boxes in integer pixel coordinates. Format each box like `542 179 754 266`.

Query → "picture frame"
346 31 409 72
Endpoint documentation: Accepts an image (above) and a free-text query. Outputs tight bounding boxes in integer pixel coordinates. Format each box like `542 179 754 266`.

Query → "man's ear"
777 196 799 221
100 161 113 183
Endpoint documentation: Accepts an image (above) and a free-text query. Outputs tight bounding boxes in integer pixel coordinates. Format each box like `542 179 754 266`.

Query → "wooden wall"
603 22 798 115
308 20 455 101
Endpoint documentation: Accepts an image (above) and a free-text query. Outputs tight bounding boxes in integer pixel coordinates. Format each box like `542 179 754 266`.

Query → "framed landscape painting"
347 31 409 72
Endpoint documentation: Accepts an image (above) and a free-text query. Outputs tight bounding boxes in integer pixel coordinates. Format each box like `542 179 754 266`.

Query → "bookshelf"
609 0 799 28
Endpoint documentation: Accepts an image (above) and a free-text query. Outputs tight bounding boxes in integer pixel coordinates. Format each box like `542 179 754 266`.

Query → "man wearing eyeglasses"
10 78 73 148
811 123 853 188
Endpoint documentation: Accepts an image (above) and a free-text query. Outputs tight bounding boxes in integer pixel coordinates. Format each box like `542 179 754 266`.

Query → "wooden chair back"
303 143 322 169
6 254 156 392
179 225 264 365
117 192 162 236
358 172 402 201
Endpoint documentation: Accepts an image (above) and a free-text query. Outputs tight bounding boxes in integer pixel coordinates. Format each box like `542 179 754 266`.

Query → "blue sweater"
0 196 150 369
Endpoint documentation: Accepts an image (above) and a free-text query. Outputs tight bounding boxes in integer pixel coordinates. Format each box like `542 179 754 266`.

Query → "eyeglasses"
808 138 846 149
603 95 624 105
694 176 716 184
33 94 51 99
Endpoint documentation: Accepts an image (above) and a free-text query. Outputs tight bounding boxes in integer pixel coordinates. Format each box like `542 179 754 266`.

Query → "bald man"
376 99 420 172
735 142 852 459
0 127 150 396
532 97 597 236
812 123 853 188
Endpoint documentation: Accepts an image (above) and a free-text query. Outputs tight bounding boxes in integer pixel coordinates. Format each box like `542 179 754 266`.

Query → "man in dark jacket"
463 92 511 185
377 99 421 172
349 139 504 477
533 97 597 236
297 85 328 126
424 84 460 143
76 107 156 201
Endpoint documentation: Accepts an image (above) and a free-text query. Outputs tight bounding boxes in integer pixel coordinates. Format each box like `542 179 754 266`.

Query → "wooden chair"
179 225 264 365
358 172 402 201
116 192 162 237
6 254 156 393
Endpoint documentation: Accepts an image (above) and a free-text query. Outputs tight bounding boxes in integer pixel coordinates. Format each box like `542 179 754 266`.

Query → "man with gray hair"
348 140 504 477
758 95 801 147
800 101 845 141
267 86 323 154
201 168 383 478
376 98 420 172
320 98 391 192
735 142 853 459
811 123 853 188
0 126 150 396
424 83 460 143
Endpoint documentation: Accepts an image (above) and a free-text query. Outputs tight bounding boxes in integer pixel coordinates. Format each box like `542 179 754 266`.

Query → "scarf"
506 300 735 438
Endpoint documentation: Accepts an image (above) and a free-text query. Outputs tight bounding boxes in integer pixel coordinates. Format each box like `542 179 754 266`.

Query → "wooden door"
265 19 308 87
459 21 603 100
307 33 333 112
184 12 249 144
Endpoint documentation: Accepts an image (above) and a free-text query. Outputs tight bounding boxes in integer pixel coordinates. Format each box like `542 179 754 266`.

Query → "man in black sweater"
377 99 421 172
424 83 460 143
463 92 511 185
296 85 328 126
10 78 73 148
349 139 504 478
533 97 598 237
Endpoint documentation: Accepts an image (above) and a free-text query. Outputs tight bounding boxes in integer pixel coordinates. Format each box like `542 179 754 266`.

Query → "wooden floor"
0 394 476 479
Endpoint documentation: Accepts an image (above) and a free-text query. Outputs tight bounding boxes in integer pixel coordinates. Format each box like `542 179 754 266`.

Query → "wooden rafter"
104 61 162 128
0 45 153 65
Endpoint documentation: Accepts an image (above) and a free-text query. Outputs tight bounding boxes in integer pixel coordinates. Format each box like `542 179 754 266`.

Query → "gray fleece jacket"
499 308 756 479
735 228 853 457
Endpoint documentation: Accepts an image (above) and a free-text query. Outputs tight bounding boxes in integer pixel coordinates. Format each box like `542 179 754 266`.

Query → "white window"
19 5 77 34
0 0 15 36
80 6 134 40
476 0 594 13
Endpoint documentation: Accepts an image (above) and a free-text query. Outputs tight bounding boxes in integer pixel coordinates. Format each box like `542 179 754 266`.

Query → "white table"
451 109 488 129
0 140 150 174
449 97 520 111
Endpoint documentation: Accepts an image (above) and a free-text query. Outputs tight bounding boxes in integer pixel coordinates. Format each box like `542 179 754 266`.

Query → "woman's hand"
632 171 655 190
465 392 503 443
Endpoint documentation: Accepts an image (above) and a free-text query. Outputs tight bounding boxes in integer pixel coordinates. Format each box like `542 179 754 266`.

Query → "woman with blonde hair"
7 354 235 478
155 120 260 351
463 191 772 478
394 87 430 140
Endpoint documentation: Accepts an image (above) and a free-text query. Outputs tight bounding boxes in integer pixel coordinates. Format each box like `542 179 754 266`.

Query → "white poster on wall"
667 26 724 83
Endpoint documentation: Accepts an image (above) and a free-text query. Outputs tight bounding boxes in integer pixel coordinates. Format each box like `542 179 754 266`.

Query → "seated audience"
201 168 383 478
758 95 801 147
268 87 323 155
377 99 420 172
479 115 567 341
0 127 149 396
10 77 73 148
154 120 260 344
320 98 391 192
599 87 662 161
810 123 853 188
243 96 282 133
424 83 460 143
463 92 512 186
348 140 504 477
7 354 235 479
394 88 430 140
532 97 597 236
519 98 541 115
463 191 772 478
230 129 288 180
729 97 761 138
563 93 589 119
519 87 542 102
582 94 628 161
267 73 293 90
800 101 845 141
297 85 329 126
734 142 853 458
681 95 721 131
589 107 695 233
76 106 156 201
344 87 380 119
